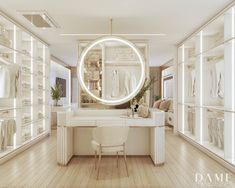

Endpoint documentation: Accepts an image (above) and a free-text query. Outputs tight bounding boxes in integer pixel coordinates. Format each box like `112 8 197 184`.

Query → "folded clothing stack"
37 56 43 62
22 113 31 123
22 82 31 89
22 98 31 106
38 127 43 134
0 36 11 47
22 132 31 142
0 119 16 150
38 84 43 90
38 98 43 104
38 111 43 119
0 24 11 48
0 53 11 62
38 71 43 76
21 50 31 56
21 67 31 74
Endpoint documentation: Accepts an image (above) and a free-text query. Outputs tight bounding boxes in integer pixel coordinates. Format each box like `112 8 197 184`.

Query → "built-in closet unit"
77 40 149 108
177 3 235 170
0 11 50 163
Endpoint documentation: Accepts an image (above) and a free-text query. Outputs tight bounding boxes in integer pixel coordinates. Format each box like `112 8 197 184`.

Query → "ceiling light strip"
231 7 235 164
200 31 203 144
182 45 185 133
60 33 166 36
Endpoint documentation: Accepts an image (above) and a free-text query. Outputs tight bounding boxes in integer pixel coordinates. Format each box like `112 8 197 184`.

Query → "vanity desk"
57 109 165 166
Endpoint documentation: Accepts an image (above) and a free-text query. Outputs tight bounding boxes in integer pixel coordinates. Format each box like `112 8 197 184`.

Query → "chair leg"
94 151 97 170
116 151 119 168
123 144 129 177
97 147 102 180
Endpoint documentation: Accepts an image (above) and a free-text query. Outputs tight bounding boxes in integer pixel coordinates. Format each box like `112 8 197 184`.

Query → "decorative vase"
54 100 58 106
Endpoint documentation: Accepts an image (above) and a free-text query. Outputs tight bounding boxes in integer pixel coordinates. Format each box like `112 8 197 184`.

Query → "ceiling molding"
51 55 71 68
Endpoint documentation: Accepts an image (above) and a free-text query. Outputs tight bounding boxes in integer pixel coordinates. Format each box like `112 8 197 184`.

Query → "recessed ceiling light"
18 11 59 28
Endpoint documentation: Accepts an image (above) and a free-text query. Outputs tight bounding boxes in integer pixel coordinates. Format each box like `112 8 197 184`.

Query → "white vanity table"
57 109 165 166
57 37 165 167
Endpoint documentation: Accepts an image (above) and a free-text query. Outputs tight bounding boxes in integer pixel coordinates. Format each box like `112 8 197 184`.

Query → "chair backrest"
92 126 129 146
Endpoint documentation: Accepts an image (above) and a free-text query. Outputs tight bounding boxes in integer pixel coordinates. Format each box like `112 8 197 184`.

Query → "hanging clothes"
191 70 196 97
208 114 224 149
111 69 120 98
187 70 192 97
0 119 16 150
6 119 16 146
8 64 20 98
210 65 217 98
0 120 7 150
124 71 130 95
215 60 224 99
130 75 137 93
0 64 20 98
0 65 10 98
187 109 195 135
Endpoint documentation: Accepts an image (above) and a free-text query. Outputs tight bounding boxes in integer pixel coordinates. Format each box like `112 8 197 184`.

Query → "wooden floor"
0 128 235 188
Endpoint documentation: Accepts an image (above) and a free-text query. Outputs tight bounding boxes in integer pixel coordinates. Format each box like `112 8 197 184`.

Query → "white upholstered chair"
91 126 129 179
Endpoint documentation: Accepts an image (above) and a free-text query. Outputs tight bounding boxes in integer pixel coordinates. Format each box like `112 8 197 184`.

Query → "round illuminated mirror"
78 36 145 105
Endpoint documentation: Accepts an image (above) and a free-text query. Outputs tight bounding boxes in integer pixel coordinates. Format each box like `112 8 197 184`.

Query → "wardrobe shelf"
202 105 235 113
178 102 195 107
0 57 14 65
21 118 46 127
184 103 196 107
178 60 196 66
0 43 44 63
21 131 47 145
105 61 140 66
21 72 36 76
202 141 224 159
37 75 47 78
0 43 17 53
194 36 235 58
22 57 44 64
0 107 20 111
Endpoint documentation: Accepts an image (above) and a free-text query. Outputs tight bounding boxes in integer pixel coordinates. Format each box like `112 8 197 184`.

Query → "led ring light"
77 36 145 105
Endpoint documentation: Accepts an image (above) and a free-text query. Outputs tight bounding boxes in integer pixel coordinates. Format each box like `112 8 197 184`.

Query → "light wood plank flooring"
0 128 235 188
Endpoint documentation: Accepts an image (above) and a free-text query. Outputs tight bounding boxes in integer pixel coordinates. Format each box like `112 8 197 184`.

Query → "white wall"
50 60 71 106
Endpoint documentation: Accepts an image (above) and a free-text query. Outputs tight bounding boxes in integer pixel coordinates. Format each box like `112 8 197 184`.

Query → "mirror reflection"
79 37 144 105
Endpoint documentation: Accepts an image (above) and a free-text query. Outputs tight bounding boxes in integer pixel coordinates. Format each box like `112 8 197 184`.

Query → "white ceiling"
0 0 233 66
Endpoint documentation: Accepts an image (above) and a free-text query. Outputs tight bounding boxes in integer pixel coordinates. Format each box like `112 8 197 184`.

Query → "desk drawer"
70 119 96 127
126 119 154 127
96 120 126 126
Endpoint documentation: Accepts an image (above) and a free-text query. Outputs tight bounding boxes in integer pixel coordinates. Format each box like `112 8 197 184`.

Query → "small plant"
155 95 161 101
51 83 62 106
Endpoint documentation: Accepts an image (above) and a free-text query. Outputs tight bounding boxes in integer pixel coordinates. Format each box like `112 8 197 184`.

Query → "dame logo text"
195 173 231 186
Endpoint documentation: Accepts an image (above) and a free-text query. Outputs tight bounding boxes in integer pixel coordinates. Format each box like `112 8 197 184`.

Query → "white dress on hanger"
187 69 195 97
215 61 224 99
130 75 137 92
111 69 120 98
0 65 10 98
210 65 217 98
124 71 130 95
